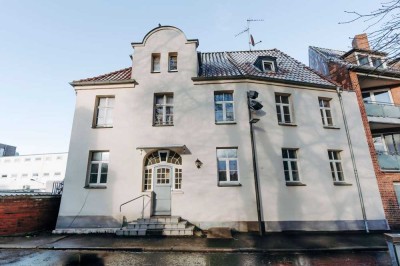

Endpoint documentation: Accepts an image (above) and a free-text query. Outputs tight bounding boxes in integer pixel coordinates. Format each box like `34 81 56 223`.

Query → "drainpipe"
336 87 369 233
247 92 265 236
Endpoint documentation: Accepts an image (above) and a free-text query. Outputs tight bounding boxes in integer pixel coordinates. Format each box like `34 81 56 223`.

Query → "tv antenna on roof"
235 19 263 51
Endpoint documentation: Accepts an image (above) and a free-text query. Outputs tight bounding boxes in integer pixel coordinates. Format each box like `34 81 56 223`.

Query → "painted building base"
55 215 389 233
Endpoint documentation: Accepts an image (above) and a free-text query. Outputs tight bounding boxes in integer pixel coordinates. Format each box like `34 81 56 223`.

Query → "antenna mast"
235 19 264 51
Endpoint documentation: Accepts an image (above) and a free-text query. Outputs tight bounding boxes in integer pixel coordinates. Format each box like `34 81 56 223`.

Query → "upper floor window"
319 98 333 126
154 94 174 126
88 151 109 186
356 53 386 69
217 148 239 185
275 94 292 124
328 150 345 182
152 53 161 73
214 92 235 123
169 53 178 71
95 97 114 127
262 60 275 72
282 148 299 182
362 90 392 104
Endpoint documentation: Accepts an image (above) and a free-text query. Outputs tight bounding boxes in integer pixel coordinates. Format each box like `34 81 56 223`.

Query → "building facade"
0 153 67 192
56 26 387 233
310 34 400 229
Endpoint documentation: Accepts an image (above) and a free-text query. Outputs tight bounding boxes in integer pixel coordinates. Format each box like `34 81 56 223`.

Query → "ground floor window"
328 150 344 182
217 148 239 185
88 151 109 186
282 148 299 182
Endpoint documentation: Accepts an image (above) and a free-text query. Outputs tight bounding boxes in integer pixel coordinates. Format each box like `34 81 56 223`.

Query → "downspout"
336 87 369 233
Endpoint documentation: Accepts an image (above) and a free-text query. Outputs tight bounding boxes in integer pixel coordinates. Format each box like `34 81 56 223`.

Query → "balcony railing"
377 151 400 171
364 101 400 119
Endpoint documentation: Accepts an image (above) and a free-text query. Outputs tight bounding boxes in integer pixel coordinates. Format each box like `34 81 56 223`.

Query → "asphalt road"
0 249 391 266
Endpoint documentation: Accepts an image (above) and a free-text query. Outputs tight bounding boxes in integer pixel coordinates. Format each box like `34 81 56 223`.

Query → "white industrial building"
55 26 387 235
0 152 67 192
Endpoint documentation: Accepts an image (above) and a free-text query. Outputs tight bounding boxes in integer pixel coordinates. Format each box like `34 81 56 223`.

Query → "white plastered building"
56 26 388 232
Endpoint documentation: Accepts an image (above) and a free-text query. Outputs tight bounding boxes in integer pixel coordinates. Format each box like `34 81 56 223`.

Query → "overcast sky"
0 0 378 155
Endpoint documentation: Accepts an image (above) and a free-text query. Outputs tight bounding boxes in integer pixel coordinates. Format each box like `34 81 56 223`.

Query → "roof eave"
192 75 336 90
70 79 136 87
349 67 400 79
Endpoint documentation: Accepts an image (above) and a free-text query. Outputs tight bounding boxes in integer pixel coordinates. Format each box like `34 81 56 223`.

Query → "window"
275 94 292 124
1 175 7 178
371 57 383 68
54 172 61 176
217 148 239 184
169 53 178 71
319 98 333 126
43 173 50 177
175 168 182 189
25 158 31 162
152 53 161 72
144 169 152 191
56 156 63 160
214 92 235 123
32 173 39 177
328 150 344 182
373 133 400 155
262 60 275 72
11 174 17 178
394 183 400 206
88 151 109 186
357 54 369 66
22 174 28 177
35 157 41 161
154 94 174 126
282 149 299 182
95 97 114 127
362 90 392 104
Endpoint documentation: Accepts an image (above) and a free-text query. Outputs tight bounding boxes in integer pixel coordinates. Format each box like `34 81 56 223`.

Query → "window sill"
215 121 237 125
92 126 113 129
151 71 161 74
172 190 184 194
285 181 306 186
218 182 241 187
323 126 340 130
153 124 174 127
84 185 107 189
278 123 297 127
168 70 178 73
333 181 352 186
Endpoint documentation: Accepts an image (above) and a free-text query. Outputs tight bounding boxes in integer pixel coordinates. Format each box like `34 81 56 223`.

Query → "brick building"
309 34 400 229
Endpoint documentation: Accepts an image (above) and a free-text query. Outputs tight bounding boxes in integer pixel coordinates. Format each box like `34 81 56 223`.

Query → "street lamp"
247 91 265 236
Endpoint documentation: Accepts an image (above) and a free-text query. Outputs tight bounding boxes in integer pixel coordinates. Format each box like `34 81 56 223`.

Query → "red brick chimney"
352 33 370 50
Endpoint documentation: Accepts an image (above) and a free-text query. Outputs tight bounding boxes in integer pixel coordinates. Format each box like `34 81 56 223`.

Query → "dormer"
254 56 278 73
342 33 388 69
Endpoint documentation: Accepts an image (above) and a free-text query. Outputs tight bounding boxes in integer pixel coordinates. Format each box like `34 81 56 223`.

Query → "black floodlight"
248 90 259 99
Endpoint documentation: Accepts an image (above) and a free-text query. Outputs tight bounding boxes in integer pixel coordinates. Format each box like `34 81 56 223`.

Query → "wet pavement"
0 232 392 265
0 249 392 265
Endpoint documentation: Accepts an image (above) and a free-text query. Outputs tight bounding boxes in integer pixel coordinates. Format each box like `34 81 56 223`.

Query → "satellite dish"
250 34 255 46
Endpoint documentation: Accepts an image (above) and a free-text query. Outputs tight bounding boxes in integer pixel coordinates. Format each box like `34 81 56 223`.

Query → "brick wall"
349 72 400 229
390 86 400 104
0 194 61 236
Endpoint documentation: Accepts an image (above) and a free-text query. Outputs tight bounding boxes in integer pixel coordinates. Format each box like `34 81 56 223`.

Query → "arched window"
143 150 182 191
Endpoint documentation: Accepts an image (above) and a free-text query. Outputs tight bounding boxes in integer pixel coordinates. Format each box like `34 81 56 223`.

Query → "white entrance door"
153 166 172 215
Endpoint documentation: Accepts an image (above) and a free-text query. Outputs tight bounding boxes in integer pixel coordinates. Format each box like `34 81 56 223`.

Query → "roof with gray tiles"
72 49 335 87
199 49 334 87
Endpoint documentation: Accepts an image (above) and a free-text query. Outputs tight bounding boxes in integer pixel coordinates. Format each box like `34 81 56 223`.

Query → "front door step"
116 216 195 236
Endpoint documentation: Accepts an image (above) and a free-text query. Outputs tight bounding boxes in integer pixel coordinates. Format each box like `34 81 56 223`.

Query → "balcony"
364 102 400 129
377 151 400 171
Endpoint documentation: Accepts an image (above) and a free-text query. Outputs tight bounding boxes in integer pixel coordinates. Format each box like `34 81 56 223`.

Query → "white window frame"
319 98 334 126
154 94 174 126
262 60 275 72
275 94 292 124
362 89 393 104
95 97 114 127
168 53 178 72
143 150 182 191
214 92 235 123
87 151 109 186
393 183 400 207
216 148 240 185
151 53 161 73
282 148 300 182
328 150 345 182
355 52 387 68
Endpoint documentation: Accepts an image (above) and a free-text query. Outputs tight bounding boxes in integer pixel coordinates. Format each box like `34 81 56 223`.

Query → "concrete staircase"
116 216 195 236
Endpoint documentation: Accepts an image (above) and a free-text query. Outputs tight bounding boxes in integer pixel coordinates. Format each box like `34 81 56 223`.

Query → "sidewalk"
0 231 388 253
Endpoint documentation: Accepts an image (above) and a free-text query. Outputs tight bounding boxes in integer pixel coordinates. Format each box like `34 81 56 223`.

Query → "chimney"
352 33 370 50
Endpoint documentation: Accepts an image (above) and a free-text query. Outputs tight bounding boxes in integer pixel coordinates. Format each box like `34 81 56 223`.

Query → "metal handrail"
119 194 150 212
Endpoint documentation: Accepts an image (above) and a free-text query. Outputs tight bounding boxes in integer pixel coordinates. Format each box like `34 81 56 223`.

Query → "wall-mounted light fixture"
195 159 203 169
